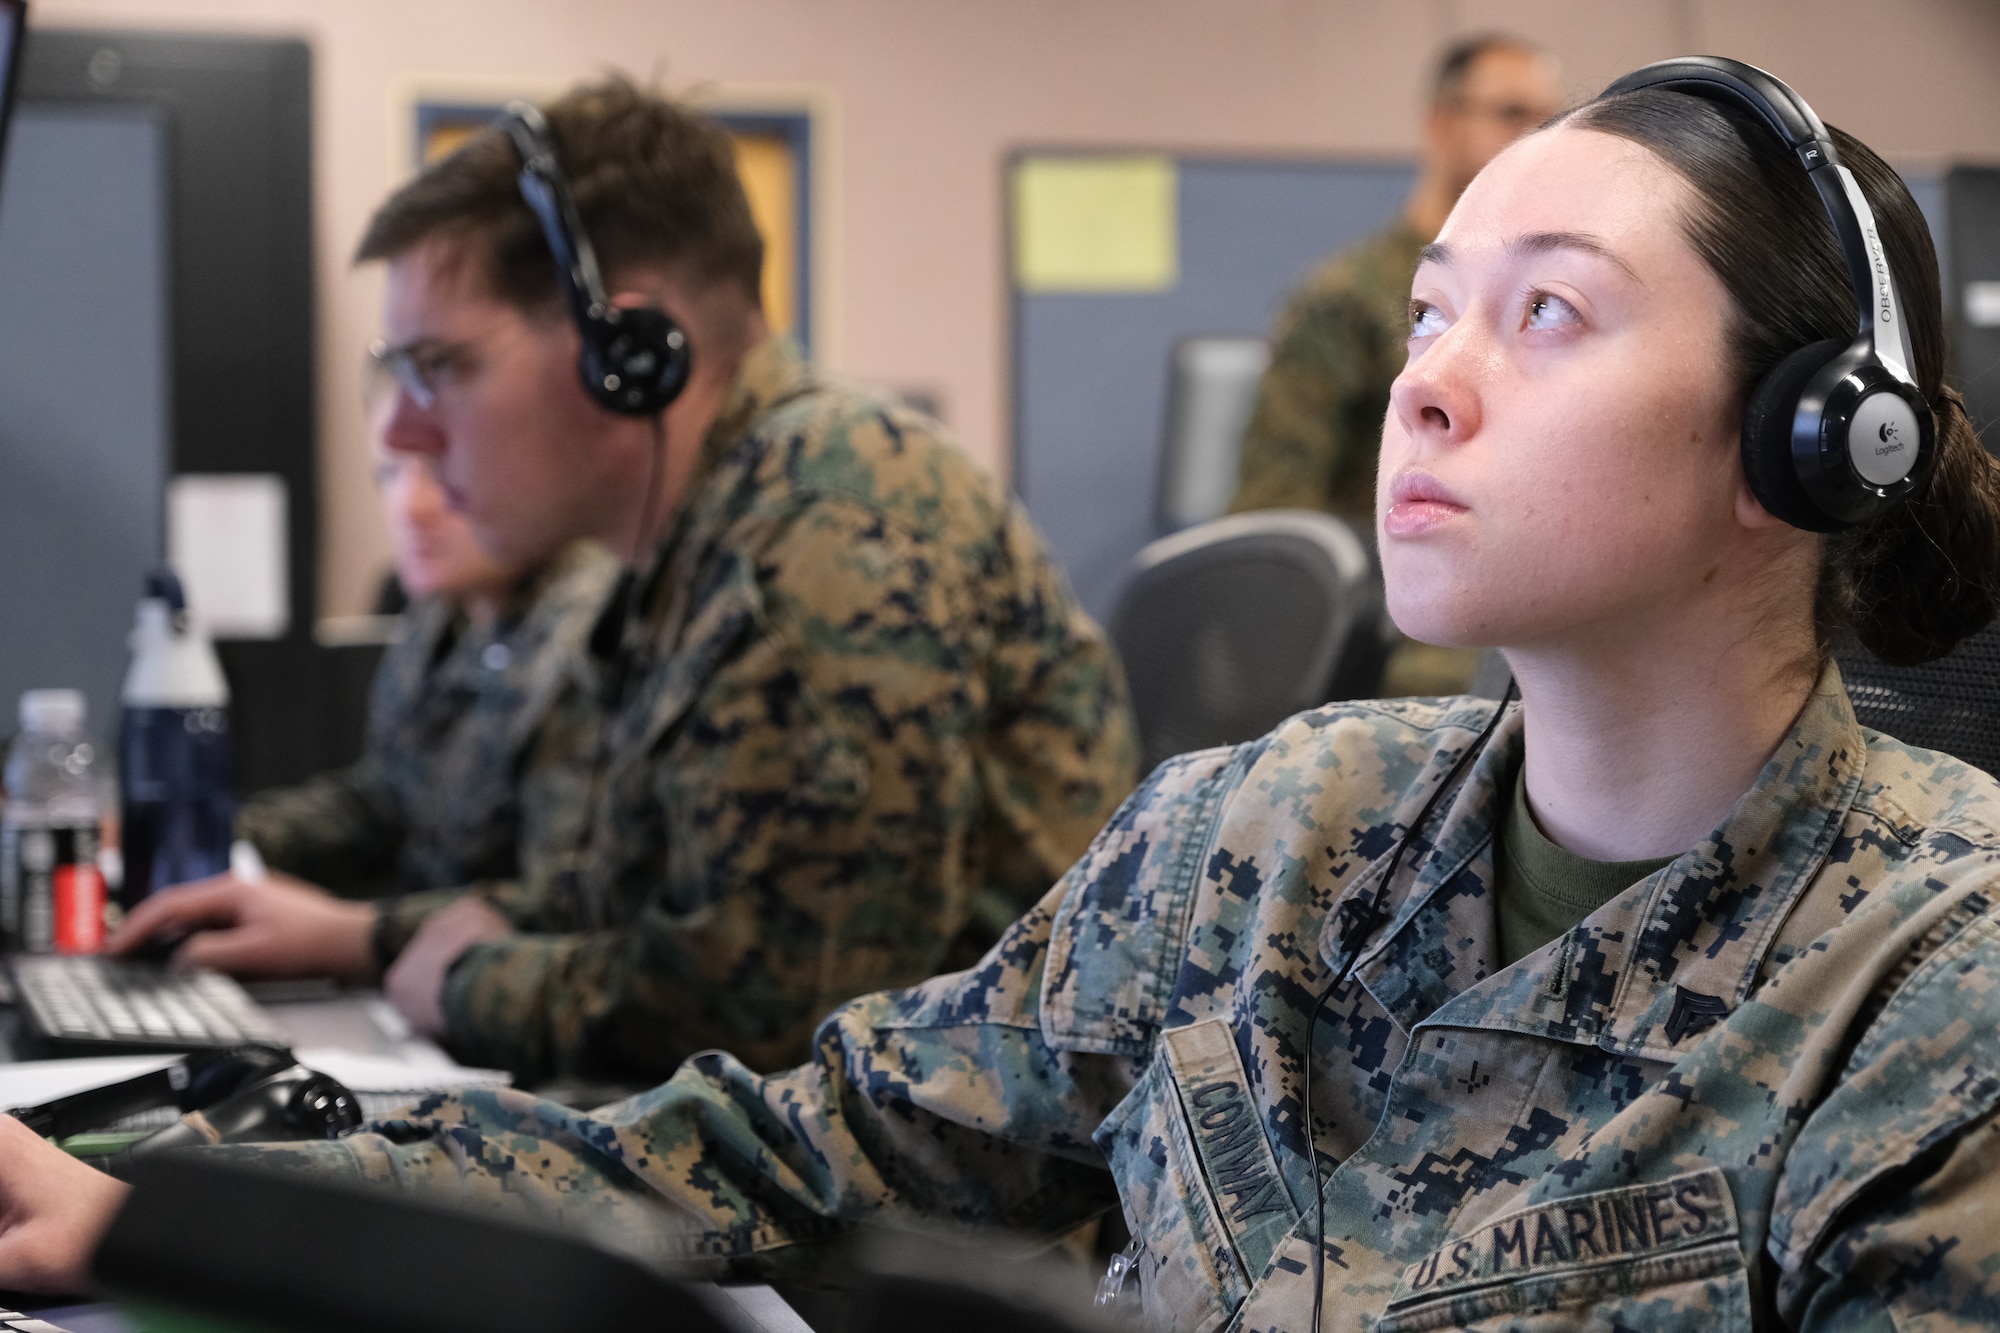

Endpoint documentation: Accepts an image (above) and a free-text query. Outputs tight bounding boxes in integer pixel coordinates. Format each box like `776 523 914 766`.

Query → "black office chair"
99 1153 1115 1333
1837 625 2000 778
1467 649 1514 700
1109 510 1387 771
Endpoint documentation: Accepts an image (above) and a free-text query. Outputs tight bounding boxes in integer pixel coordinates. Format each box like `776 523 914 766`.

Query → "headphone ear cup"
578 306 691 416
1741 338 1844 532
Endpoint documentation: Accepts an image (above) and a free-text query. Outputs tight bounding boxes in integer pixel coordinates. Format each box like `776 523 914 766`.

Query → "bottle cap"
144 566 188 614
20 689 86 733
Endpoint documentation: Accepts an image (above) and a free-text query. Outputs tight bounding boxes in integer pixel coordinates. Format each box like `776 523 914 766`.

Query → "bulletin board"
1009 151 1415 621
410 99 816 354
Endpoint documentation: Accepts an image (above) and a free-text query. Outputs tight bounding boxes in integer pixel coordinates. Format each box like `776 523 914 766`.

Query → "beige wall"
28 0 2000 618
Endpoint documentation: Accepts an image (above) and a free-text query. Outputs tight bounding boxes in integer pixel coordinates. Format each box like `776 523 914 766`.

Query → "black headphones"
1603 57 1934 533
501 102 692 417
10 1044 362 1177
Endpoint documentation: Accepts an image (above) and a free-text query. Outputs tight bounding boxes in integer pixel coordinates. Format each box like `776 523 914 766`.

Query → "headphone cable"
562 411 669 928
1304 677 1516 1332
633 411 668 565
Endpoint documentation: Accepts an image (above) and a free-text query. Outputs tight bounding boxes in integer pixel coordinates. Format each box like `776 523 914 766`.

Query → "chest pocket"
1095 1019 1301 1333
1372 1167 1751 1333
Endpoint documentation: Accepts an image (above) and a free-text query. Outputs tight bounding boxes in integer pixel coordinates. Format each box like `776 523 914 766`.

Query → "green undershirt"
1493 764 1678 967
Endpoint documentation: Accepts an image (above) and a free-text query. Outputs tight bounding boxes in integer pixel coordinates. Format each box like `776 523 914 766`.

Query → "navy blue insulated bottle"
118 569 235 909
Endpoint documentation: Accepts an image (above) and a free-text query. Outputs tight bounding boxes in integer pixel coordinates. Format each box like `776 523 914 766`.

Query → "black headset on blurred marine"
502 101 692 418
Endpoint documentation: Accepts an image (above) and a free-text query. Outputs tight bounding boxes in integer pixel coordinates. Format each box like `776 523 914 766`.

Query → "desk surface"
1 987 448 1333
0 987 816 1333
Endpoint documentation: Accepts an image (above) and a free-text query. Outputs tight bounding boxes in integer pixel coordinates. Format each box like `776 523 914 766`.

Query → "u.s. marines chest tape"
1379 1166 1743 1330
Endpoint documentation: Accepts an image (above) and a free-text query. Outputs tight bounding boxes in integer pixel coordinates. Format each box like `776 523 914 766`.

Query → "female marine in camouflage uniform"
7 63 2000 1332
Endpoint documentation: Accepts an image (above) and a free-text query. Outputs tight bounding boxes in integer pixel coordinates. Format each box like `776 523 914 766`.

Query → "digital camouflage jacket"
237 541 620 896
368 338 1138 1084
242 665 2000 1330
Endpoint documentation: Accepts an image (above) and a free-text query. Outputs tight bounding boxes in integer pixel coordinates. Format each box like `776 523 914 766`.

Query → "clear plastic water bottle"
1 689 107 953
118 568 235 908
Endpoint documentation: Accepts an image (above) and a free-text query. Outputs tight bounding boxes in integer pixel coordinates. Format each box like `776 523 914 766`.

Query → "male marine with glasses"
112 77 1139 1088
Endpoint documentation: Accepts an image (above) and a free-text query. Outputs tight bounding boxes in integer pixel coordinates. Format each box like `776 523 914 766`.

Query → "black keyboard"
0 1308 80 1333
8 956 288 1053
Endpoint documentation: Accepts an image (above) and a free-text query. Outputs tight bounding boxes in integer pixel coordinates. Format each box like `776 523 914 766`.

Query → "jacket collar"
1332 665 1867 1062
569 335 816 764
577 335 812 673
677 333 813 533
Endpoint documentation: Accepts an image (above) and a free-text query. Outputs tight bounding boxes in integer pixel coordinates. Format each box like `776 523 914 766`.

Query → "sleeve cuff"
370 888 473 970
438 935 574 1081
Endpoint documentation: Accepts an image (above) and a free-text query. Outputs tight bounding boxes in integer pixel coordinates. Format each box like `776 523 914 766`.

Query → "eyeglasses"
365 337 474 409
1443 95 1556 131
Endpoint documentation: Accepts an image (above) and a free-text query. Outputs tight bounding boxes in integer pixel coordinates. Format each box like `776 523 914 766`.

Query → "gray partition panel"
0 103 171 739
1013 157 1413 620
1946 167 2000 443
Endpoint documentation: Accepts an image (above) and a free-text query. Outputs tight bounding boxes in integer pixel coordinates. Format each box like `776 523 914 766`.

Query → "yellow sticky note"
1013 155 1178 293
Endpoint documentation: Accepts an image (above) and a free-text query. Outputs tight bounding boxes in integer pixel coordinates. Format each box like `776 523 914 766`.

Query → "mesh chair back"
1467 649 1514 701
1110 510 1384 771
1836 625 2000 778
1157 336 1270 533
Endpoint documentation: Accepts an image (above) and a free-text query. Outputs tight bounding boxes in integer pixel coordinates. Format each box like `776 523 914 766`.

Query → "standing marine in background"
236 441 618 898
1229 35 1561 695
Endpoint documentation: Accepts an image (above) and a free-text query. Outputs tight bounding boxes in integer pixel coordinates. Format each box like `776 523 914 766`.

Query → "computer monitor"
0 1 24 181
98 1153 733 1333
1157 336 1271 534
0 88 172 736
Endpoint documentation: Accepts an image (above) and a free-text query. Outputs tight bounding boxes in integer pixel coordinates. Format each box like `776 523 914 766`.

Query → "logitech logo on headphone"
1875 420 1906 456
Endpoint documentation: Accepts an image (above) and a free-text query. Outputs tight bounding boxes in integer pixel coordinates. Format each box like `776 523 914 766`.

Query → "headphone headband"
1599 57 1933 531
503 103 614 337
1607 57 1834 170
499 101 690 417
1602 57 1914 385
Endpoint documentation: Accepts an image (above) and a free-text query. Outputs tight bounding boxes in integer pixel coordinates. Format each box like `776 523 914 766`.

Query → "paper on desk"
0 1055 178 1111
0 1050 507 1115
292 1048 509 1095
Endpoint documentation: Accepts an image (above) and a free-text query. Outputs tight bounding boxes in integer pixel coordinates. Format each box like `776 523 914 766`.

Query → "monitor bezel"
0 0 26 191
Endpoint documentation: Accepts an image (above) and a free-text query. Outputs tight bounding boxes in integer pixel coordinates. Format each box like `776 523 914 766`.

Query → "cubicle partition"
1009 152 1412 621
1947 166 2000 441
0 103 172 731
12 31 344 792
